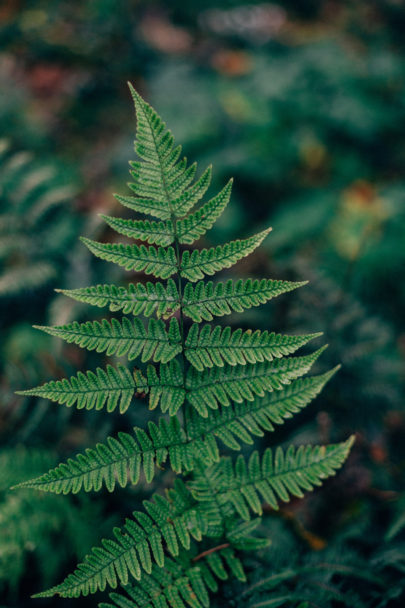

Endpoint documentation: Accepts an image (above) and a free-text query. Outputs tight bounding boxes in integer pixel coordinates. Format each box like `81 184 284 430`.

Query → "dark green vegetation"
1 2 404 607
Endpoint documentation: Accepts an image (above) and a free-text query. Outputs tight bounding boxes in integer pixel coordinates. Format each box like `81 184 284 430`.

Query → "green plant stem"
173 231 190 438
151 111 190 438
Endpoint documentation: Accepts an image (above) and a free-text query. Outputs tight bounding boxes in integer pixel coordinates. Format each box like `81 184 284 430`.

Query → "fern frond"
13 416 216 494
34 317 181 363
189 436 355 519
113 194 173 220
120 84 212 219
116 164 212 221
16 370 339 495
34 481 206 598
15 87 354 607
16 364 138 413
101 215 175 246
99 547 245 608
182 278 304 322
184 326 322 371
58 279 180 318
180 229 272 282
186 368 340 451
81 238 177 278
176 179 233 245
186 347 327 417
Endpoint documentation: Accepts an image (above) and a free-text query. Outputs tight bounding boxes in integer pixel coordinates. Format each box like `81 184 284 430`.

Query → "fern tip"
32 587 58 599
310 331 324 339
347 434 356 447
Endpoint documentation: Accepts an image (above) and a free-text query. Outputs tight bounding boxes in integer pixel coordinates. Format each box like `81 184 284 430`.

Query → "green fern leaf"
176 179 233 245
16 370 339 495
80 237 177 278
182 278 306 322
34 481 206 598
121 84 212 219
34 317 181 363
184 326 322 371
180 229 272 282
12 417 190 492
186 368 340 451
190 436 355 519
114 85 211 220
16 364 138 413
58 279 180 318
101 215 175 246
98 548 245 608
186 347 327 417
14 415 222 494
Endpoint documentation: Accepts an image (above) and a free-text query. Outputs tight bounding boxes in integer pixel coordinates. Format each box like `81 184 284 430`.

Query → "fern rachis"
15 85 353 606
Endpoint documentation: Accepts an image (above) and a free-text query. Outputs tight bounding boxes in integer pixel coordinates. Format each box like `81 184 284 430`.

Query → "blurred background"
0 1 404 606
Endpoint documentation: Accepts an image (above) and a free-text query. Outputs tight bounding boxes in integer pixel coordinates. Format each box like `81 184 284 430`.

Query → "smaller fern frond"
180 229 272 282
189 436 355 520
184 326 322 371
58 279 180 318
186 368 340 451
16 364 138 413
113 194 173 220
176 179 233 245
122 84 213 219
34 317 182 363
116 164 213 221
101 215 175 246
80 238 177 278
12 417 190 492
34 481 206 598
186 347 327 417
98 547 245 608
13 413 221 494
182 278 306 322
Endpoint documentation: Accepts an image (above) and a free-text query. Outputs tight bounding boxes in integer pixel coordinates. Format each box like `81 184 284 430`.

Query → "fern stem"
192 543 230 562
173 227 191 438
147 107 190 438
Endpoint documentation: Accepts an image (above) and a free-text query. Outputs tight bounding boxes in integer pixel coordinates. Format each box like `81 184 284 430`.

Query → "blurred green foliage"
0 1 404 606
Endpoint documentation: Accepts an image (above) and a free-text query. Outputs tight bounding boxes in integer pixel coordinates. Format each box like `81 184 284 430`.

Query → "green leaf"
34 481 206 598
176 179 233 245
81 237 177 278
114 84 212 220
101 215 175 246
184 325 322 371
182 278 306 322
12 418 190 493
186 347 327 417
98 548 243 608
190 436 355 518
34 317 182 364
58 279 180 318
180 229 272 282
16 364 138 414
186 368 340 450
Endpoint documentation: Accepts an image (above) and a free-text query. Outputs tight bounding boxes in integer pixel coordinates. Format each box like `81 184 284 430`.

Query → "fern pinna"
15 86 354 606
